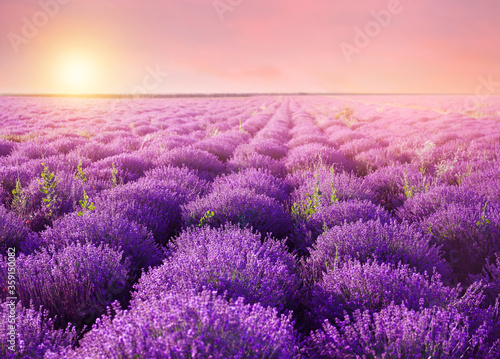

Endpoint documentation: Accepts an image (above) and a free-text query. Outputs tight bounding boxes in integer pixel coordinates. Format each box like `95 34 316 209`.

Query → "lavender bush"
37 211 163 278
227 147 288 178
308 219 452 282
183 187 293 240
284 143 347 173
306 260 458 328
290 169 375 209
211 168 291 203
86 153 152 184
397 185 486 223
306 200 393 239
133 225 300 311
95 178 185 245
0 139 15 157
249 138 288 159
470 254 500 305
0 205 31 253
0 300 77 359
422 201 500 281
154 147 226 180
0 242 129 329
48 290 298 358
306 301 500 358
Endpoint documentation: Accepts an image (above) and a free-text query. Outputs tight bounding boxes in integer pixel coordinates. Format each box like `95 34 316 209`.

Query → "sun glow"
56 51 99 94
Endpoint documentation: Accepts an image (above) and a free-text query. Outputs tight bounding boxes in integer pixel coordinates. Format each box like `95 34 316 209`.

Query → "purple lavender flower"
133 225 300 311
153 147 226 180
422 202 500 281
0 139 15 157
95 178 186 245
193 130 248 162
0 242 129 328
308 219 452 282
306 302 500 359
290 169 376 208
75 141 122 162
284 144 348 173
0 205 31 253
0 300 77 359
48 290 298 358
183 187 293 240
227 146 288 178
211 168 291 203
397 185 486 223
143 164 210 201
470 254 500 305
306 200 393 240
306 260 457 328
87 153 153 184
249 138 288 159
38 211 163 277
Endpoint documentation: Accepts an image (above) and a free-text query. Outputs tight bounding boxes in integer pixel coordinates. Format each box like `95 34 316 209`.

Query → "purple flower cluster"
290 169 375 207
308 219 452 281
183 187 293 240
0 300 77 359
143 165 210 201
0 205 31 253
134 225 300 311
0 242 129 328
422 201 500 280
37 211 163 277
86 153 152 184
154 146 226 180
306 302 500 358
397 185 485 223
49 290 298 358
471 254 500 305
95 178 185 245
284 143 347 173
0 138 15 157
211 168 291 203
306 260 457 327
227 145 288 178
248 138 288 159
307 200 392 239
193 130 249 162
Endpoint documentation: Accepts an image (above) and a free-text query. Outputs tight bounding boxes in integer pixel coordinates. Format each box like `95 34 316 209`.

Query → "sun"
62 61 92 89
56 52 98 94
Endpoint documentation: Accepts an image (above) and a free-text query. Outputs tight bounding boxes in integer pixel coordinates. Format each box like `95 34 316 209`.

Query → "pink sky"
0 0 499 94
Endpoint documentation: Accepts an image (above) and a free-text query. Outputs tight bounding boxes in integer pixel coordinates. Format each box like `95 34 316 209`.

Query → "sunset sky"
0 0 499 95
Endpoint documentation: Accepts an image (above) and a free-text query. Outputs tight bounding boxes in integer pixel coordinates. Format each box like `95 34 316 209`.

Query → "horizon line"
0 92 491 98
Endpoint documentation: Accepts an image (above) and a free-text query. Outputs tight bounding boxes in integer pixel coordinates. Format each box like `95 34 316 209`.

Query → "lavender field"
1 95 500 358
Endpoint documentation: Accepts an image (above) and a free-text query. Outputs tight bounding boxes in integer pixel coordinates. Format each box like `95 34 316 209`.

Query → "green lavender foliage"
199 210 215 227
477 202 491 227
403 172 430 198
38 163 60 218
292 173 339 219
11 176 28 216
191 210 215 227
75 158 95 216
111 162 118 187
